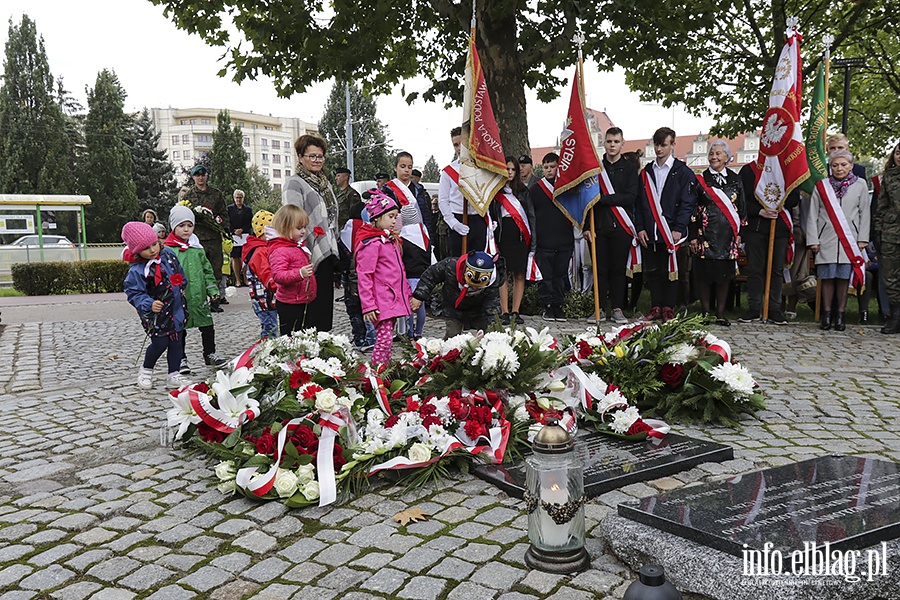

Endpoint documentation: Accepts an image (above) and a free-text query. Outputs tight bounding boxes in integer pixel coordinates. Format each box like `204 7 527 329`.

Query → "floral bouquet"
177 198 227 238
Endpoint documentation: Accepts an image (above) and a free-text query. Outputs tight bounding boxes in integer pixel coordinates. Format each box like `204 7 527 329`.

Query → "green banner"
801 63 827 193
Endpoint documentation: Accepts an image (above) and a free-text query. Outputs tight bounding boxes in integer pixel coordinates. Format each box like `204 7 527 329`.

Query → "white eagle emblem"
761 113 788 147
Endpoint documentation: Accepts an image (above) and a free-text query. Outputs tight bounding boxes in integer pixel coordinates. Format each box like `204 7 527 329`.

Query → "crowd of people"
121 128 900 388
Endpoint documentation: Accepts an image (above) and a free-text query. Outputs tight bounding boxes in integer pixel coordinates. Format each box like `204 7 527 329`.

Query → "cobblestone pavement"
1 293 899 599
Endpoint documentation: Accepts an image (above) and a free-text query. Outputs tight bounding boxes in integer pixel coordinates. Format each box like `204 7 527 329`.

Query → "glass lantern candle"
524 419 590 574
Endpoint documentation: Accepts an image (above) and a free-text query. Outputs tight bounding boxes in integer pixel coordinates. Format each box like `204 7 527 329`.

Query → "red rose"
256 433 276 455
577 340 592 359
197 422 225 444
660 363 684 389
293 426 316 449
385 414 400 428
169 273 184 287
192 382 210 394
333 454 348 470
464 420 486 440
419 402 436 417
444 348 462 363
313 226 325 237
289 369 312 389
626 419 652 436
406 397 420 412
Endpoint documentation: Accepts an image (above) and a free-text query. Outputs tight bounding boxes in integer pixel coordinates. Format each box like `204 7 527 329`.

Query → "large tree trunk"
476 7 531 161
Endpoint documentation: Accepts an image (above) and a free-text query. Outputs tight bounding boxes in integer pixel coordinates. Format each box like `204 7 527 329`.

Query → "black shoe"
834 312 846 331
219 297 229 305
820 311 832 331
204 353 228 368
210 304 224 313
715 317 731 327
767 311 787 325
179 359 191 375
553 306 567 321
513 313 525 325
500 313 511 326
882 306 900 334
859 311 868 325
542 309 556 322
738 310 760 323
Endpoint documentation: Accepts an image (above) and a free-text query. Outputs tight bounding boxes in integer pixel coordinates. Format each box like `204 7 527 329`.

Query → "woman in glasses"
282 134 340 332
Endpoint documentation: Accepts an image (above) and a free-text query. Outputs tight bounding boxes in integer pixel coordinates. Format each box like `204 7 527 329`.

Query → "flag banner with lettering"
754 25 810 210
458 33 507 217
800 62 827 194
553 66 603 230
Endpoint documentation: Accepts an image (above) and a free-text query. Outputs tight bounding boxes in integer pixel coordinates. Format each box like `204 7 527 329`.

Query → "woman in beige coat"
806 150 870 331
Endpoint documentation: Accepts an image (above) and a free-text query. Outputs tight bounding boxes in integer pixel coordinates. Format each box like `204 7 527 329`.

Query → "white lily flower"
167 390 201 440
525 326 556 351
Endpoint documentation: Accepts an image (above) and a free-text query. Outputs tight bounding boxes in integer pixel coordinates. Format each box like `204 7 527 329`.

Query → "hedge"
11 260 130 296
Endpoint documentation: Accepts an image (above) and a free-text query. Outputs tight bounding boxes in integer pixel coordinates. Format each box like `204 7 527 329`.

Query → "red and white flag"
753 22 810 210
458 28 507 217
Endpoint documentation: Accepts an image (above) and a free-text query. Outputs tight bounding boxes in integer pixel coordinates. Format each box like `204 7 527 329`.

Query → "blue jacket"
635 158 697 241
124 247 188 337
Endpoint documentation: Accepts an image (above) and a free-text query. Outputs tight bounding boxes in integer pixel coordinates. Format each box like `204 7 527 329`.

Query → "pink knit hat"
121 222 159 255
365 189 400 221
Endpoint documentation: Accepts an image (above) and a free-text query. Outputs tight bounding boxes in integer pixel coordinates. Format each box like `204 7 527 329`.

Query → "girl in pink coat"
268 204 317 336
355 190 412 366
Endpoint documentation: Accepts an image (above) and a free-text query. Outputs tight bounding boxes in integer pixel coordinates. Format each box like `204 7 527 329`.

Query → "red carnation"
606 384 620 394
256 433 276 455
464 420 486 440
474 405 492 424
289 369 312 389
293 426 316 449
384 414 400 428
169 273 184 287
422 415 442 428
406 397 420 412
660 364 684 389
197 422 225 444
301 384 324 399
577 340 592 359
313 226 325 237
448 397 467 420
419 402 437 417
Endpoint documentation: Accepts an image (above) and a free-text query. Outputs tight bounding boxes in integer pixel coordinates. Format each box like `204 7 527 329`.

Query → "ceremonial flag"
754 24 810 210
458 30 507 217
800 62 827 194
552 66 603 230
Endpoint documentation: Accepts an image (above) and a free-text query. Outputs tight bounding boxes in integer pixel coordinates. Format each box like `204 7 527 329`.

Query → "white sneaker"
166 373 192 388
137 368 153 389
179 358 191 375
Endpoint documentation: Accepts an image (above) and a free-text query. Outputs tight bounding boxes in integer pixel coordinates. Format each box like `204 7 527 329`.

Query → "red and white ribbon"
526 252 542 282
815 179 866 288
599 169 642 274
234 417 307 498
707 339 732 363
316 408 352 506
641 170 678 280
695 174 740 238
185 387 259 434
495 191 531 248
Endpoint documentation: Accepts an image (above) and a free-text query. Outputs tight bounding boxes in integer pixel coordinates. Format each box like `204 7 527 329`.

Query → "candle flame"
550 484 561 492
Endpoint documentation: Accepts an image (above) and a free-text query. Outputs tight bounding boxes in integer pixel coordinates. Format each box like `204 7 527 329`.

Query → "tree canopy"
139 1 900 158
208 109 250 199
422 156 440 183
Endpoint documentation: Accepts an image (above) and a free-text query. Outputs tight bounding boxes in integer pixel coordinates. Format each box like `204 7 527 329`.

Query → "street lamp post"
831 57 867 134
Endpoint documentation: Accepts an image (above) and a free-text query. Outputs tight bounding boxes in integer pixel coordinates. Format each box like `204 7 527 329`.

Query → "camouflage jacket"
875 166 900 238
184 185 230 241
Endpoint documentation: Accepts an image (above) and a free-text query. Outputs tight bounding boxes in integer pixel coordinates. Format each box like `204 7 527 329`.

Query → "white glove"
452 222 470 235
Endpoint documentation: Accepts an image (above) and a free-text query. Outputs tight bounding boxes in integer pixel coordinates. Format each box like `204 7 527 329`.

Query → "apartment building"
150 108 318 189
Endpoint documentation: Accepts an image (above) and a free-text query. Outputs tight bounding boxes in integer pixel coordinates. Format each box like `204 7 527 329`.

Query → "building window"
182 134 190 144
263 168 269 176
196 134 212 143
190 119 197 125
285 170 291 177
252 124 258 129
243 136 250 147
284 155 291 165
262 153 269 164
237 122 244 128
180 119 187 125
172 135 180 145
273 154 281 164
172 151 180 160
273 169 282 178
272 140 281 149
747 140 756 149
183 150 192 160
264 126 274 130
261 138 268 148
201 119 210 125
274 183 282 192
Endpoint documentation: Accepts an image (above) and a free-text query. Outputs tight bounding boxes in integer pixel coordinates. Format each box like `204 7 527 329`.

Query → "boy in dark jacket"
410 252 506 338
531 152 573 321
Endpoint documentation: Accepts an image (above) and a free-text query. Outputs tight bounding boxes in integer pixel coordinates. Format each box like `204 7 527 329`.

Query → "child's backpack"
244 246 275 311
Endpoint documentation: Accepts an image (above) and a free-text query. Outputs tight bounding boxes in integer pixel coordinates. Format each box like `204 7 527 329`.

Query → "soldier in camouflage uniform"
334 167 361 231
183 165 230 310
874 141 900 334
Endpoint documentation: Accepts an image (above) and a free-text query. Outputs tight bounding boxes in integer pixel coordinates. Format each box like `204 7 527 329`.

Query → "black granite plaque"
619 455 900 558
474 431 733 499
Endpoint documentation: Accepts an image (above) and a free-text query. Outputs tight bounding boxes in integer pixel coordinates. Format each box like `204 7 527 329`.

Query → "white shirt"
651 154 674 199
438 160 479 230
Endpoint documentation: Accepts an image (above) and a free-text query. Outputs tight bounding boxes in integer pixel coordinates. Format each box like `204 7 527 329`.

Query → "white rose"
315 388 338 412
337 394 354 409
301 480 320 501
295 463 316 484
408 442 432 463
214 461 236 481
273 468 300 498
217 480 237 495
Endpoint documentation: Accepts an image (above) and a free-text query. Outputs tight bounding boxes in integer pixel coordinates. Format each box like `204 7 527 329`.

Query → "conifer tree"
422 156 440 183
83 69 138 242
130 107 177 215
318 81 392 181
208 109 249 199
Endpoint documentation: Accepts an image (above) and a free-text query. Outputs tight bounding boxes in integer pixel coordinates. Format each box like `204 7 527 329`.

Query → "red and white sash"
780 210 795 265
537 177 554 199
815 179 866 287
695 173 740 238
599 169 641 274
400 223 431 253
641 170 678 280
495 190 531 248
873 174 882 199
443 164 460 184
385 178 416 207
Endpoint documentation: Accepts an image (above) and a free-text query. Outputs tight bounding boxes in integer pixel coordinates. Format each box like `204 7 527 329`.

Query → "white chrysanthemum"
441 333 475 355
596 389 629 414
666 343 699 365
611 405 641 434
301 356 345 379
507 394 528 408
586 372 608 392
432 396 451 418
482 331 512 345
477 340 520 376
710 362 755 397
427 424 454 454
513 404 530 423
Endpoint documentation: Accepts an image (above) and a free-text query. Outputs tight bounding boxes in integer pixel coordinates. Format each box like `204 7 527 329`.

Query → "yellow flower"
614 345 625 358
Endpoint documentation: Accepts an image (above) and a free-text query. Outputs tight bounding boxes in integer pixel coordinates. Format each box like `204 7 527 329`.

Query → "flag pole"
815 34 833 322
460 0 479 256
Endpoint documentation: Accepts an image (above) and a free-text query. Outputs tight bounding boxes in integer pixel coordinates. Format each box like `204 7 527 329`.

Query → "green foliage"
11 260 129 295
83 69 139 242
562 288 594 319
208 110 250 199
318 81 392 181
245 165 281 213
422 156 440 183
518 282 541 316
130 108 177 217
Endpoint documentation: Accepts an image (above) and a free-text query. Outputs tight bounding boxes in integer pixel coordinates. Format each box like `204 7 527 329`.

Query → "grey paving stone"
496 593 539 600
351 551 395 570
446 581 498 600
65 549 113 572
390 547 443 572
316 543 362 567
155 554 206 571
279 538 327 562
143 585 197 600
423 536 466 552
314 529 351 542
449 521 493 539
18 564 75 590
0 523 37 540
209 552 252 574
86 556 143 582
78 589 135 600
48 581 102 600
317 566 368 591
360 567 408 594
428 557 477 580
500 542 530 565
288 585 337 600
128 546 170 562
380 534 422 554
22 528 67 544
178 566 234 592
396 575 447 600
261 516 303 538
404 519 446 537
214 518 256 535
241 556 290 583
0 591 36 600
119 565 176 590
432 506 477 523
208 580 260 600
155 524 204 544
28 543 81 567
452 542 501 562
281 562 327 584
232 530 278 554
72 527 118 545
519 569 566 595
253 583 301 599
569 568 621 595
345 523 395 548
104 531 152 552
470 562 527 590
474 506 521 525
484 527 525 545
0 544 34 562
544 587 595 600
180 535 224 555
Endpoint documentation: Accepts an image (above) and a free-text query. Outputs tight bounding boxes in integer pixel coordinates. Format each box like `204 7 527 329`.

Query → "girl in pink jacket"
355 190 412 366
268 204 317 336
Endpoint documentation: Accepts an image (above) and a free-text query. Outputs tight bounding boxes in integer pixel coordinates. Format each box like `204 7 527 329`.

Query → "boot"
834 312 846 331
881 305 900 334
820 311 832 331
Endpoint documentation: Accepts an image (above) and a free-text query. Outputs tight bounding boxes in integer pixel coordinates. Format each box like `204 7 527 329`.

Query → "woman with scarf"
282 134 341 331
806 149 870 331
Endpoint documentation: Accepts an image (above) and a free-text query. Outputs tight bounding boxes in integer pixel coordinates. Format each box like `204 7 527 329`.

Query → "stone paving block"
125 501 165 519
569 568 624 595
155 554 205 571
317 566 368 591
127 546 171 562
423 536 466 552
279 537 327 562
381 534 422 554
360 567 408 594
0 544 34 562
345 523 395 548
23 528 67 544
181 535 224 555
214 518 256 535
396 575 447 600
452 542 501 562
314 529 351 542
449 521 492 539
155 524 203 544
77 588 136 600
143 585 196 600
86 556 143 582
261 515 303 538
102 516 142 531
315 543 361 566
49 581 102 600
404 519 446 537
119 564 176 590
72 527 118 545
178 566 234 592
27 542 81 567
428 557 477 580
474 506 520 525
208 580 260 600
544 586 595 600
288 585 337 600
519 569 566 595
209 552 252 574
65 549 113 572
240 556 290 583
343 512 383 528
0 523 37 541
140 515 188 533
232 530 278 554
446 581 498 600
18 564 75 590
390 546 443 572
496 593 539 600
484 527 525 545
0 590 36 600
432 506 477 523
281 562 327 584
350 551 395 570
500 542 529 565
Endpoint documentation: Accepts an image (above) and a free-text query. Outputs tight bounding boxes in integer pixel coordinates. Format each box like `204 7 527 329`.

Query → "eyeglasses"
303 154 325 161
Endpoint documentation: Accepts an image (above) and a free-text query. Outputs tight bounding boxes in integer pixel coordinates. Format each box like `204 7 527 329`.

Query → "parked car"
1 235 75 248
